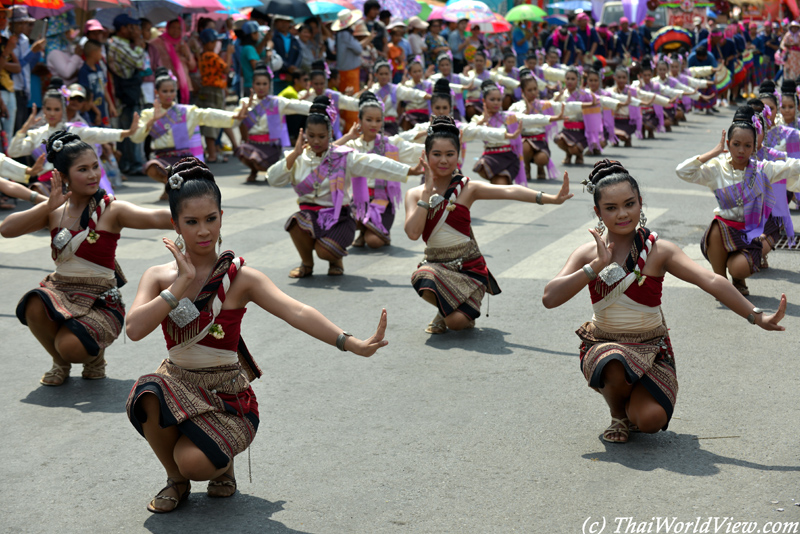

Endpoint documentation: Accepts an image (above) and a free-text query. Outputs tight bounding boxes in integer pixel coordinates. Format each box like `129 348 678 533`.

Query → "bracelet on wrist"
582 263 597 281
536 191 544 205
159 289 179 310
29 191 38 203
336 332 353 351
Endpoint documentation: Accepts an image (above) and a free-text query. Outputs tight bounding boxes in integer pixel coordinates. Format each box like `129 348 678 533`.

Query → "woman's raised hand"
588 225 614 270
757 294 787 331
347 308 389 357
28 154 46 177
714 129 728 156
48 170 71 211
21 103 42 133
292 128 307 156
163 237 196 284
419 152 434 190
122 112 140 138
552 172 573 204
152 99 166 121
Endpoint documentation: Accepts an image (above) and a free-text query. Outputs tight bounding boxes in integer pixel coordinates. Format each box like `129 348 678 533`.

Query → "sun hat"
331 9 363 31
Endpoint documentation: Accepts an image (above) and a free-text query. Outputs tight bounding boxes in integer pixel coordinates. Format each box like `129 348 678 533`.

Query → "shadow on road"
143 495 311 534
20 377 135 413
0 263 52 274
424 327 576 356
582 432 800 476
288 274 408 292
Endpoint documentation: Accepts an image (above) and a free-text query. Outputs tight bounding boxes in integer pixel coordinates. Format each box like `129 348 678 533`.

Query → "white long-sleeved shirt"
233 96 311 137
129 105 238 148
0 154 31 182
470 112 551 148
266 148 410 207
402 79 467 110
607 85 645 118
464 71 520 101
344 134 423 188
8 122 124 176
675 154 800 221
298 89 360 112
398 119 507 144
508 100 585 135
369 83 429 119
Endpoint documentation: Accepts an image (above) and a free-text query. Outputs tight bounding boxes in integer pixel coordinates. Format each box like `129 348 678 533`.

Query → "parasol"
505 4 547 22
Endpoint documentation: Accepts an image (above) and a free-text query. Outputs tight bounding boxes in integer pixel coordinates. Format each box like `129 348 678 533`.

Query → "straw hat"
352 20 369 37
408 16 428 31
331 9 363 31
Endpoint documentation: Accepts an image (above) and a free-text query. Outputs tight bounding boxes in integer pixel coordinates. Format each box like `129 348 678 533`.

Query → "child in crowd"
197 27 236 163
77 39 116 127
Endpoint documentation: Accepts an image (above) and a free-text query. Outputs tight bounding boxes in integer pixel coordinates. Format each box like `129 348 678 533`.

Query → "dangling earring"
175 234 185 252
217 233 223 254
595 218 605 236
639 209 647 228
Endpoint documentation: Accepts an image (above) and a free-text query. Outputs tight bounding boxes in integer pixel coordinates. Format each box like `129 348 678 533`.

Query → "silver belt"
421 257 463 270
98 287 123 306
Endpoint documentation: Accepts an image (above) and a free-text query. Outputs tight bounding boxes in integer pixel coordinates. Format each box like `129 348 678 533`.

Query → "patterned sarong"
577 321 678 429
411 239 500 320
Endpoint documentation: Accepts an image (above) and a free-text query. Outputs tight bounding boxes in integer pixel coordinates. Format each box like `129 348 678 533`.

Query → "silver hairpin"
581 179 595 194
427 127 434 136
168 174 184 190
52 139 64 152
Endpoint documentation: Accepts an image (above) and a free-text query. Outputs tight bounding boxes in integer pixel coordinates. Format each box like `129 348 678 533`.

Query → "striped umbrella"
652 26 693 53
477 13 511 34
308 0 356 19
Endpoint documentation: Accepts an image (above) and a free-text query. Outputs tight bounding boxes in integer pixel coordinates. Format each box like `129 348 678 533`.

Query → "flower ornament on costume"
322 61 331 79
752 114 763 136
86 229 99 244
59 85 71 100
209 323 225 339
168 173 184 190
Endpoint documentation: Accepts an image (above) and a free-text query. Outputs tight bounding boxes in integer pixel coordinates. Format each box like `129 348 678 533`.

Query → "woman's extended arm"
111 201 173 231
0 170 69 238
468 172 572 204
242 266 388 356
403 154 433 241
661 240 786 330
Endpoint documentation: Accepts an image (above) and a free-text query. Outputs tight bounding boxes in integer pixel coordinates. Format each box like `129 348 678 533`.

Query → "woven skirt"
411 239 501 320
399 110 430 127
522 136 550 156
642 109 660 130
16 273 124 356
127 360 259 469
473 149 519 181
234 139 282 171
614 117 637 138
555 127 587 150
285 208 357 259
577 321 678 429
700 216 781 275
146 149 195 175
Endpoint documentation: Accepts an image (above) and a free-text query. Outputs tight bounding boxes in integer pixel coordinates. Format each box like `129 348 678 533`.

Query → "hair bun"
759 80 776 94
154 67 170 78
48 76 65 90
732 105 755 123
311 59 326 72
781 79 797 95
588 159 629 185
359 91 379 105
310 95 331 117
430 115 460 136
45 130 81 164
433 78 451 94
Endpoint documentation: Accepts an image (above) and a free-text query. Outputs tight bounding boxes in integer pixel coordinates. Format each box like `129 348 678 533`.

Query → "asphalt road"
1 107 799 534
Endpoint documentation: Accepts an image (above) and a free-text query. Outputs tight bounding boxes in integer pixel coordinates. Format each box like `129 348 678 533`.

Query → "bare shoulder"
405 184 425 202
572 240 597 262
143 262 178 289
650 238 680 257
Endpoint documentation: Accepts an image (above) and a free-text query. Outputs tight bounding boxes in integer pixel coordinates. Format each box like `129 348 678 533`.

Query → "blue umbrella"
548 0 591 11
544 14 568 26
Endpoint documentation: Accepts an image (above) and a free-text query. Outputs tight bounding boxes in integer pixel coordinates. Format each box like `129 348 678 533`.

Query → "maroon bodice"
50 228 120 270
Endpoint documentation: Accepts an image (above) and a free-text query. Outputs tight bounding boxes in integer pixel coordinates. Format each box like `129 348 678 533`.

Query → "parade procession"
0 0 798 531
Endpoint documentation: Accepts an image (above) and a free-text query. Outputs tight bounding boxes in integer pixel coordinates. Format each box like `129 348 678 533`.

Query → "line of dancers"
0 48 794 514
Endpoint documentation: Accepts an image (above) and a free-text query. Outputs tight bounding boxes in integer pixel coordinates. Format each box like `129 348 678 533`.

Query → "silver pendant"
169 298 201 328
599 262 626 286
429 194 445 208
53 228 72 251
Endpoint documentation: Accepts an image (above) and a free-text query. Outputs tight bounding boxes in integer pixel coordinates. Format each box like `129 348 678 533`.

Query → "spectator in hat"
575 13 599 63
107 13 146 175
639 15 656 53
614 16 642 62
333 9 367 131
691 16 705 47
272 14 302 95
407 16 428 66
9 5 44 134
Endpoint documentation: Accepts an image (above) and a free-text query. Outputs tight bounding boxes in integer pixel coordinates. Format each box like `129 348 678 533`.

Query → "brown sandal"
82 350 107 380
245 169 258 183
327 264 344 276
289 264 313 278
562 155 572 165
40 363 71 386
575 153 584 165
207 473 237 498
351 233 365 247
147 478 191 514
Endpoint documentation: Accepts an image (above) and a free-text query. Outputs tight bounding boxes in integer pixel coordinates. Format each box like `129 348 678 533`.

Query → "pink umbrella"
477 13 511 33
428 6 446 20
171 0 224 11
